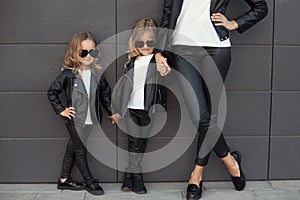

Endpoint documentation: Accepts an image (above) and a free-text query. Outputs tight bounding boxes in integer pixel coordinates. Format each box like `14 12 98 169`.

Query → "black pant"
125 109 152 173
60 123 94 184
172 45 231 166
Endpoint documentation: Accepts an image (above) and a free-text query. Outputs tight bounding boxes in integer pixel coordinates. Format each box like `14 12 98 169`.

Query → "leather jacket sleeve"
99 75 112 116
47 70 67 115
235 0 268 33
160 0 172 28
156 0 173 51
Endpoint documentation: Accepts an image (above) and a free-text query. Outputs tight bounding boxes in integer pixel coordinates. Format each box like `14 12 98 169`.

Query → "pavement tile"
0 193 37 200
60 183 122 194
254 190 300 200
188 190 257 200
61 190 86 195
98 183 123 192
203 181 236 190
0 184 59 193
85 191 183 200
35 192 85 200
146 182 186 192
269 180 300 190
191 181 273 191
240 181 273 191
0 181 300 200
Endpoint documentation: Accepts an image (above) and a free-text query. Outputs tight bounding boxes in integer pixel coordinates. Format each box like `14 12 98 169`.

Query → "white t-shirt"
127 54 154 110
80 69 93 124
172 0 231 47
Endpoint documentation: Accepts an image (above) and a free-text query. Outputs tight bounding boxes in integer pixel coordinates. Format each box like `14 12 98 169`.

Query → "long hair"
128 18 157 61
62 31 101 73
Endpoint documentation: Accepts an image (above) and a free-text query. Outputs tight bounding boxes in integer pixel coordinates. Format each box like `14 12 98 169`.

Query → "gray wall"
0 0 299 183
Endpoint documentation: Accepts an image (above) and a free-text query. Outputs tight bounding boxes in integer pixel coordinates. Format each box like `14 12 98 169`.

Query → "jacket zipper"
73 81 89 127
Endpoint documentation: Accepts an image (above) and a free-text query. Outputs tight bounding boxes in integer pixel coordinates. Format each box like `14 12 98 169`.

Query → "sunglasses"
134 40 155 48
79 49 98 58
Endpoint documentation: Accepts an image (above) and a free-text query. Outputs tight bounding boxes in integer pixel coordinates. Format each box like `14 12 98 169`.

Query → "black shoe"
230 151 246 191
85 179 104 195
186 181 203 200
121 172 133 191
57 177 85 190
132 173 147 194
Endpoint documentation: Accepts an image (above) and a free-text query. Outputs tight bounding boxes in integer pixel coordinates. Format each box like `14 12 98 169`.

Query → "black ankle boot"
85 178 104 195
132 173 147 194
230 151 246 191
57 177 85 190
186 181 203 199
121 172 133 191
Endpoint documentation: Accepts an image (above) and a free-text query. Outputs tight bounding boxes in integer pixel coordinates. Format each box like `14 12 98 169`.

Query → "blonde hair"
128 18 157 61
62 31 101 73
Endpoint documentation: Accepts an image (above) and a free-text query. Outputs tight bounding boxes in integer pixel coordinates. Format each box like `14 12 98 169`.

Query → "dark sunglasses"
79 49 98 58
134 40 155 48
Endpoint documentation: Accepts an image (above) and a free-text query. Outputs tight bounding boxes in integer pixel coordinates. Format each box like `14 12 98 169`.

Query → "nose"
85 53 92 58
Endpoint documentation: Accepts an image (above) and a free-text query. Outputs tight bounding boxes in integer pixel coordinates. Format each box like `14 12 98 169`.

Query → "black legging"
172 45 231 166
60 123 95 184
125 109 152 173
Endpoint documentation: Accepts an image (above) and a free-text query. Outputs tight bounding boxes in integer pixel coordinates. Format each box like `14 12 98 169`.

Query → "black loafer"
121 172 133 191
230 151 246 191
85 179 104 195
57 177 85 190
132 173 147 194
186 181 203 200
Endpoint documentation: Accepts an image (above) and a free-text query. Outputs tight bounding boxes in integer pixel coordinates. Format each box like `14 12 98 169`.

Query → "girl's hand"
155 52 171 76
108 114 121 124
60 107 76 119
211 13 239 31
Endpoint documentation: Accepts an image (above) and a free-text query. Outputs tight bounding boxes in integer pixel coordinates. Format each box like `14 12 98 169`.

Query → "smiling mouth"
141 48 152 50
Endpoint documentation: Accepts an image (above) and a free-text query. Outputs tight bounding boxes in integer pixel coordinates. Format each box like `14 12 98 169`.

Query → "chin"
141 51 153 56
83 61 94 66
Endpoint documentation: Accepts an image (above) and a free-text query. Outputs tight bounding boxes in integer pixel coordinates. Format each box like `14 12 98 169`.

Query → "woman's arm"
234 0 268 33
156 0 173 52
211 0 268 32
160 0 172 28
155 0 173 76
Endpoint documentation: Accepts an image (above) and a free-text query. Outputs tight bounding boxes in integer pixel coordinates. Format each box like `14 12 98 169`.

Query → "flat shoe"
57 177 85 190
230 151 246 191
186 181 202 199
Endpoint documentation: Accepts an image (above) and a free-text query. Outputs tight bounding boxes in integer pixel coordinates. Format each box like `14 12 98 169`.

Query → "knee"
128 144 145 153
128 140 147 153
199 111 210 125
74 147 87 157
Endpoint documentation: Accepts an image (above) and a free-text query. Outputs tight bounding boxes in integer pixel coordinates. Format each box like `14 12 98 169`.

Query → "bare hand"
211 13 239 31
155 52 171 76
60 107 76 119
108 113 121 124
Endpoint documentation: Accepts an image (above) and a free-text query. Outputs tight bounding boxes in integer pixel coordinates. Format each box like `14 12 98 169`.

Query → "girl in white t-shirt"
48 31 118 195
112 18 167 194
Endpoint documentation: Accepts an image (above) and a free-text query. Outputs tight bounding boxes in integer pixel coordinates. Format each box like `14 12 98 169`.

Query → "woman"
155 0 268 199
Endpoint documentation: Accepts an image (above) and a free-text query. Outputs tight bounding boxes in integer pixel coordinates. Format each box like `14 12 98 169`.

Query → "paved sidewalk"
0 181 300 200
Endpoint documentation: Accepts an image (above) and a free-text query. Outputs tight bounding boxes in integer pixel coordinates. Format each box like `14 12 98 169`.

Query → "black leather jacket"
157 0 268 50
48 68 112 126
112 55 167 118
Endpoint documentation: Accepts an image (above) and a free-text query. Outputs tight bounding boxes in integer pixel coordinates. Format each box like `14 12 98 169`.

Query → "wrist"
230 20 239 30
155 52 163 58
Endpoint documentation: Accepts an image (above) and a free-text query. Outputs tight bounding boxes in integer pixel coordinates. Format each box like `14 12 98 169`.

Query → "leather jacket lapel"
74 76 87 96
210 0 217 13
